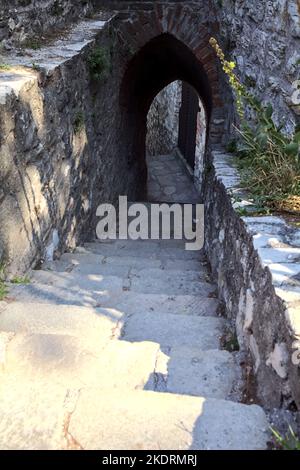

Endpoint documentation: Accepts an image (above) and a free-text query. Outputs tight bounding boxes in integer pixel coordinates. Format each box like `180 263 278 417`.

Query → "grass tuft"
87 46 110 82
73 111 85 134
271 426 300 450
0 263 8 300
10 275 31 285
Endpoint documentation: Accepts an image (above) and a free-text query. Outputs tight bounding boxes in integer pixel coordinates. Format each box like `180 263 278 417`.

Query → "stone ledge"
0 13 122 277
0 14 114 71
0 15 114 105
204 149 300 408
214 150 300 344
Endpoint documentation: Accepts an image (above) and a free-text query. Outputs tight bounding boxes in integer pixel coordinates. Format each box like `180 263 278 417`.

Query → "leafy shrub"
210 37 300 209
87 46 110 82
22 38 42 50
0 264 7 301
74 111 85 134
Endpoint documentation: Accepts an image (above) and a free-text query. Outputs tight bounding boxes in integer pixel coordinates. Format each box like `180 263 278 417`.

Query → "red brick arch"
116 4 225 199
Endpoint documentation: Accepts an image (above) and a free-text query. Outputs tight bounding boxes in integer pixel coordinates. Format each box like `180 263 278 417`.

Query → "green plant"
73 111 85 134
234 206 250 217
87 46 110 81
226 139 238 153
0 63 11 70
0 282 7 300
244 75 257 89
0 263 8 300
271 426 300 450
31 62 41 71
10 275 30 285
223 331 239 352
210 37 300 209
51 0 64 16
22 38 42 50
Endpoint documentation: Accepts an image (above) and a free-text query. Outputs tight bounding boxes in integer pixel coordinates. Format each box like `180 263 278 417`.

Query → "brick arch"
116 5 225 200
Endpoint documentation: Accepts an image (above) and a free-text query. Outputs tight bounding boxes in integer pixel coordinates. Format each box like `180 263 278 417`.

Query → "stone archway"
116 5 226 200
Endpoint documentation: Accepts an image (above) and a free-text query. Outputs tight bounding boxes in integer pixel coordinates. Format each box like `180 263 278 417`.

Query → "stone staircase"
0 237 269 450
0 154 269 449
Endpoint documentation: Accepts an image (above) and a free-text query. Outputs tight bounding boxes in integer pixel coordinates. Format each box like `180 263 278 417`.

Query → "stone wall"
0 1 93 47
216 0 300 134
204 149 300 410
146 81 181 156
0 15 137 276
194 99 207 190
0 2 230 276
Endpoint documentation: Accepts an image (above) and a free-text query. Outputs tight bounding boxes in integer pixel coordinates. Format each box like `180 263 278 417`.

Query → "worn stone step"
7 281 219 314
0 302 122 344
43 259 209 279
11 267 214 301
2 333 160 391
103 292 219 317
60 252 207 272
7 283 218 316
13 270 125 305
0 378 70 450
68 389 269 450
91 238 189 249
121 312 225 350
80 241 204 261
129 268 214 295
146 347 238 399
43 259 132 278
8 282 114 307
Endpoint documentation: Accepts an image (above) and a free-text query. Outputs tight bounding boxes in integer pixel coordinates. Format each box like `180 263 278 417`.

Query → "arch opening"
146 80 207 197
119 33 215 200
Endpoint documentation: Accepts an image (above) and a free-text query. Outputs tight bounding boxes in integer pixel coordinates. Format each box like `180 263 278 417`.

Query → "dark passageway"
119 32 218 200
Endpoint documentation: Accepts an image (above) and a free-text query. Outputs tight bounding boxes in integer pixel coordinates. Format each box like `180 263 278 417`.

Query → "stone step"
0 378 70 450
1 333 237 400
129 268 214 295
103 292 219 317
60 251 207 272
14 267 215 300
121 312 225 350
68 389 269 450
91 238 189 249
8 282 115 307
146 348 238 399
1 333 160 391
0 302 122 345
43 259 209 280
80 241 204 261
21 270 125 305
8 282 219 314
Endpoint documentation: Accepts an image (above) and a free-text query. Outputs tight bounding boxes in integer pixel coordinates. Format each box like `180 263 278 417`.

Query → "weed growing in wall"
0 64 11 71
210 37 300 213
0 264 8 301
22 37 42 50
74 111 85 134
51 0 64 16
10 275 31 285
87 46 110 82
271 426 300 450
